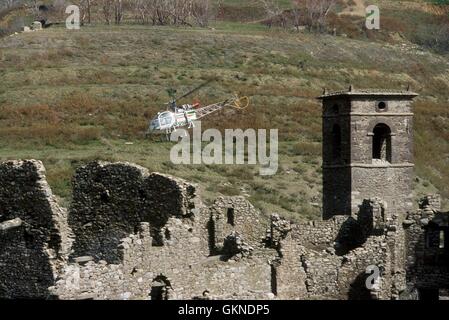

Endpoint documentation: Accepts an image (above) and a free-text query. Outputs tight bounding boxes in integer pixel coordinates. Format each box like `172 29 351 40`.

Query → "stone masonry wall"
0 160 442 300
404 195 449 292
321 94 415 220
0 160 279 300
274 212 400 300
0 160 71 299
68 162 203 264
209 197 269 254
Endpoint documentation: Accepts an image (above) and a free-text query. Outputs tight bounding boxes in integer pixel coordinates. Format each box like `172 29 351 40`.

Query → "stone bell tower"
319 87 418 221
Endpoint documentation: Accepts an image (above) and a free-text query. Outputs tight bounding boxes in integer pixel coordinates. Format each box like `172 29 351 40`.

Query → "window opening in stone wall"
372 124 392 162
227 208 235 226
377 101 387 110
419 288 440 301
332 104 340 114
271 264 278 296
425 229 440 249
150 276 172 300
332 124 342 160
440 230 445 249
165 228 171 241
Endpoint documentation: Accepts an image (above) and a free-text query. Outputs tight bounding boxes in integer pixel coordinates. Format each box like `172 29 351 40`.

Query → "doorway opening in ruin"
426 229 439 249
332 124 342 160
348 272 373 300
227 208 235 226
270 264 278 296
372 124 392 163
150 275 172 300
418 288 440 301
164 228 171 241
207 217 217 255
424 225 449 266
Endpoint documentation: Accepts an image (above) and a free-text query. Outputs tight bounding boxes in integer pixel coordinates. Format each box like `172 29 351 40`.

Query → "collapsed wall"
48 161 275 300
68 162 202 263
273 216 397 300
0 160 444 300
404 195 449 297
0 160 71 299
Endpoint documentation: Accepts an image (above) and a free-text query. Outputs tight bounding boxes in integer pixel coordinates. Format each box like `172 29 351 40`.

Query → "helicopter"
147 81 249 138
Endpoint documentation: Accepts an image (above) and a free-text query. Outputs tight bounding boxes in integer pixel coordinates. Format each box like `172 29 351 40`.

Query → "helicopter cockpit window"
160 117 168 126
159 112 175 126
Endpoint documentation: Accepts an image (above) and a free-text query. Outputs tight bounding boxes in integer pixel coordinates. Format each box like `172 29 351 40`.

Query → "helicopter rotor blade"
175 80 214 103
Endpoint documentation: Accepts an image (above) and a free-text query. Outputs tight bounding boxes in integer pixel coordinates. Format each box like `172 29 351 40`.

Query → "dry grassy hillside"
0 0 448 220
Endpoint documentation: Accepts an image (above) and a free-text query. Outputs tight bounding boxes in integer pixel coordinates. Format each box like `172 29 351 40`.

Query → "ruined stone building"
0 89 448 300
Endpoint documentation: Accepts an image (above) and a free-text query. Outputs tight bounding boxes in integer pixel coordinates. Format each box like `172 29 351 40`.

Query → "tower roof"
318 88 419 99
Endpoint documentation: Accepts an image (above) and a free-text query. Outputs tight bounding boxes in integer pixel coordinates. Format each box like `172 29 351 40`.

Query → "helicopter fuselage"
149 105 198 133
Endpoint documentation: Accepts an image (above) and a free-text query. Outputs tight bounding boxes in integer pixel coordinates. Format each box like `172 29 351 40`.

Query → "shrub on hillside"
413 23 449 53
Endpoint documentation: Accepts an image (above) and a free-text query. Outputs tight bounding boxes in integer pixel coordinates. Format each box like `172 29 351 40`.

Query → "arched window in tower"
332 124 342 160
372 124 392 163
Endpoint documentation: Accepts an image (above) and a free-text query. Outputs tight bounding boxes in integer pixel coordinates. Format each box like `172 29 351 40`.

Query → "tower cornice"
318 89 419 100
323 113 414 118
322 163 415 169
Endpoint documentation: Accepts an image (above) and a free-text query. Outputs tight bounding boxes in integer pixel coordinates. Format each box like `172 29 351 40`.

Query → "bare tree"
191 0 211 27
155 0 171 25
86 0 92 24
131 0 213 27
133 0 151 24
294 0 336 32
101 0 114 24
114 0 123 24
53 0 69 21
32 0 38 11
259 0 283 28
172 0 192 26
76 0 93 25
3 0 17 9
291 0 303 31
